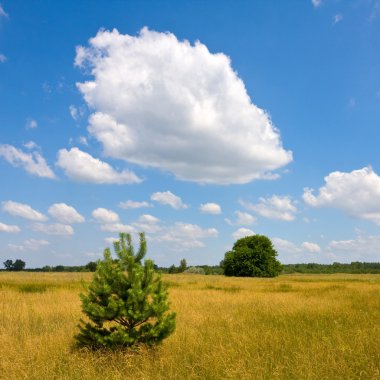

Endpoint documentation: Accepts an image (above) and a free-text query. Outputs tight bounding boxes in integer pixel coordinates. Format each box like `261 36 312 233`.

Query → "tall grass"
0 272 379 379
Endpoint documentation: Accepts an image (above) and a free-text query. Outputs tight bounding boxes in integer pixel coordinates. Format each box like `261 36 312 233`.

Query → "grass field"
0 272 379 380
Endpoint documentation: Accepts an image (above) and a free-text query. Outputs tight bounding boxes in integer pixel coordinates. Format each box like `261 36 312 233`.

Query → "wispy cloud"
0 144 56 179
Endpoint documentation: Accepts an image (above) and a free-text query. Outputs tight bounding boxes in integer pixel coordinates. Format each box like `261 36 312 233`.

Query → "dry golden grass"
0 272 379 379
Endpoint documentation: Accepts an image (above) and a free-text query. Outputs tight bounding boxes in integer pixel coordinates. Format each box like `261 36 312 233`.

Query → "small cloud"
0 144 56 179
0 222 21 233
92 208 119 224
312 0 322 8
26 119 38 130
225 211 256 226
2 201 47 221
240 195 297 221
151 191 188 210
0 54 7 63
348 98 356 107
56 147 142 184
23 141 39 150
200 202 222 215
232 228 255 240
333 13 343 24
78 136 88 146
8 239 49 251
69 105 85 121
119 200 152 209
100 223 135 233
301 242 321 253
32 223 74 236
48 203 85 224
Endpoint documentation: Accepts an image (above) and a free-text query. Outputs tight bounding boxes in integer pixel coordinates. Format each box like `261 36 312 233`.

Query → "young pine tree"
75 232 176 350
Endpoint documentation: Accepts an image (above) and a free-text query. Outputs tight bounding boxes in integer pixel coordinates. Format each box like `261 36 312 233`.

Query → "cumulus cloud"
56 147 141 184
8 239 49 251
0 144 56 179
48 203 85 224
119 200 152 209
151 191 188 209
133 214 161 233
2 201 47 221
327 234 380 262
0 222 21 233
303 167 380 225
32 223 74 236
155 222 218 250
200 203 221 215
301 242 321 253
232 228 255 240
75 28 292 185
226 211 256 226
92 208 119 223
100 223 135 233
273 237 321 255
241 195 297 221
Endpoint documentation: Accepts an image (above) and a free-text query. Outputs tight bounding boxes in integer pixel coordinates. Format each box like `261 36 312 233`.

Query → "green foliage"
184 266 206 274
85 261 97 272
179 258 187 272
3 259 26 271
75 232 176 350
221 235 282 277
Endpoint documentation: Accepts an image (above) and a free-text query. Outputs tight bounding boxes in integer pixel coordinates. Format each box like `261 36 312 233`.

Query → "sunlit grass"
0 272 379 379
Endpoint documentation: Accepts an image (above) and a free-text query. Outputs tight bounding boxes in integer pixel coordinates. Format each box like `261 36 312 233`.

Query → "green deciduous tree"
75 232 176 350
221 235 282 277
3 259 26 271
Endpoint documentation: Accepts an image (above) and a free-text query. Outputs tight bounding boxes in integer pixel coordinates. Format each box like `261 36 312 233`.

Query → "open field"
0 272 379 380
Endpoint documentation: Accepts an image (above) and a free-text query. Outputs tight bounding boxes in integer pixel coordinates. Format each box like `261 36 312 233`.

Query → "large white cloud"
0 222 21 233
151 191 188 210
303 167 380 225
75 28 292 185
2 201 47 221
56 147 141 184
241 195 297 221
0 144 56 179
48 203 85 224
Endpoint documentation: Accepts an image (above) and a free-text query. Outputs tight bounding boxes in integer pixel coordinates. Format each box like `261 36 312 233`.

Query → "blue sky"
1 0 380 268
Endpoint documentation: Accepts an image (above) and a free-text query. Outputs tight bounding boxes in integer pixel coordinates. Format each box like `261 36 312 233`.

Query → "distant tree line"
282 262 380 274
2 258 380 274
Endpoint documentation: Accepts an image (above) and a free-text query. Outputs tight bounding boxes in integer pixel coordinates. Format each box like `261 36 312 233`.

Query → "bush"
221 235 282 277
183 266 206 274
75 232 176 350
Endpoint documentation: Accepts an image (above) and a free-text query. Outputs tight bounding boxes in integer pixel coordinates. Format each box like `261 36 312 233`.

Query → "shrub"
183 266 206 274
221 235 282 277
75 232 176 350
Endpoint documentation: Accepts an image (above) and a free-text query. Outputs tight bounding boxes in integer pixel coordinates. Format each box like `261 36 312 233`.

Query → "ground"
0 272 379 379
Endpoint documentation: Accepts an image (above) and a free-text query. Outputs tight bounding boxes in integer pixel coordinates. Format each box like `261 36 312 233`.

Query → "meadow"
0 272 379 380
